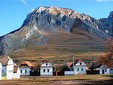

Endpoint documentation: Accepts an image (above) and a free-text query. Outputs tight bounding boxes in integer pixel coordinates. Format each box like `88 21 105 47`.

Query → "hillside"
0 6 111 62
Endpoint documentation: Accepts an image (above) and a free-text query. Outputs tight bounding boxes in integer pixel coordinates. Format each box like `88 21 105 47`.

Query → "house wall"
99 68 109 74
40 67 53 76
74 66 87 74
13 68 20 78
65 71 73 76
0 63 2 80
109 68 113 74
6 59 14 79
74 61 87 75
20 67 31 76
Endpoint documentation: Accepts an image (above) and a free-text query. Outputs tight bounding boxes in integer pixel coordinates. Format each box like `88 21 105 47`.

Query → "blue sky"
0 0 113 36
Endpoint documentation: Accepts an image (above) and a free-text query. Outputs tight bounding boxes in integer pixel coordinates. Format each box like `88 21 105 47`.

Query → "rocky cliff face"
99 11 113 36
0 6 111 58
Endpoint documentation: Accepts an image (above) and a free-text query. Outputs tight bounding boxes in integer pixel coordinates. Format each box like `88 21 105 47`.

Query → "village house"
65 59 87 75
40 62 53 76
74 59 87 74
0 56 14 79
19 61 33 76
97 64 113 75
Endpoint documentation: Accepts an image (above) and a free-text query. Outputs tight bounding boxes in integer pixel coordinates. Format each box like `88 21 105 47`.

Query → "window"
110 69 113 70
80 62 82 65
77 68 79 71
81 68 83 71
46 63 48 66
105 69 107 72
25 70 27 73
47 69 49 72
21 70 22 73
43 69 45 72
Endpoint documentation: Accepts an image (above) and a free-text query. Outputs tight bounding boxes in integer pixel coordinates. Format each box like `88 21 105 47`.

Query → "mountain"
99 11 113 36
0 6 111 61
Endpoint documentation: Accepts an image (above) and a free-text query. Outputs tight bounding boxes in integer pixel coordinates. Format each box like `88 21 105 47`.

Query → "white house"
40 62 53 76
0 56 14 79
74 59 87 75
0 63 2 80
19 61 33 76
98 64 113 75
13 65 20 78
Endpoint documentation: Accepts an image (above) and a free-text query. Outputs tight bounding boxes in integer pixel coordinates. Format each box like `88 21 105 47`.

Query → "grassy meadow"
0 75 113 85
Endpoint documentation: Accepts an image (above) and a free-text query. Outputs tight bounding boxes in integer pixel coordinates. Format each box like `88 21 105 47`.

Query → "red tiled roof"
77 58 83 62
19 61 33 67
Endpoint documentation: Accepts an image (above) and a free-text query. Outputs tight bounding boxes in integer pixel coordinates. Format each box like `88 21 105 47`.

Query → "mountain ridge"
0 6 112 61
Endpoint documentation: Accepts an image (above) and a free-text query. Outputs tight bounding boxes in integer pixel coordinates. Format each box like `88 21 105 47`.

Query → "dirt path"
0 79 113 85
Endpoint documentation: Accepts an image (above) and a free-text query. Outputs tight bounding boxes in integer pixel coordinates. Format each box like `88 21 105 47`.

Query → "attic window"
80 62 82 65
46 63 48 66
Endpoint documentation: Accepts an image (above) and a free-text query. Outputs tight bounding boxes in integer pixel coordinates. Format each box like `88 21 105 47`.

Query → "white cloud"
19 0 27 4
97 0 113 2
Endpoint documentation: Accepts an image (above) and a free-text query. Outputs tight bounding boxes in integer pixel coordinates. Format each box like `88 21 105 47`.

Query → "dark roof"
0 56 11 65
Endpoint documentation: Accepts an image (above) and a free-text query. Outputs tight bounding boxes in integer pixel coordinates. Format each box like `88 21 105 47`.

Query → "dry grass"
0 75 113 85
11 31 106 63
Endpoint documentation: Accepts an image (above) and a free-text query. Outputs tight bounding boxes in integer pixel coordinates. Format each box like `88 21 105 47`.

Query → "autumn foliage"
99 38 113 67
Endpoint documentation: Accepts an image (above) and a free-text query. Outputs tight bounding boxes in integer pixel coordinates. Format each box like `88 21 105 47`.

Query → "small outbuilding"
98 64 113 75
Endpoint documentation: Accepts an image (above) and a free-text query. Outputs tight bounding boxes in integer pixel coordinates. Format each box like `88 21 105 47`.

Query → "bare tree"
99 38 113 67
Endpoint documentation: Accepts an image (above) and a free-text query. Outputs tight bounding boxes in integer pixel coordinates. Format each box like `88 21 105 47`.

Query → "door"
102 70 104 74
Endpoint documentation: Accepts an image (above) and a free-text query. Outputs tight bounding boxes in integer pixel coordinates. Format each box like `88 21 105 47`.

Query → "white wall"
20 67 31 76
74 66 86 74
74 61 87 75
65 71 73 76
40 67 53 76
109 69 113 74
0 63 2 80
6 59 14 79
100 68 113 75
13 68 20 79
